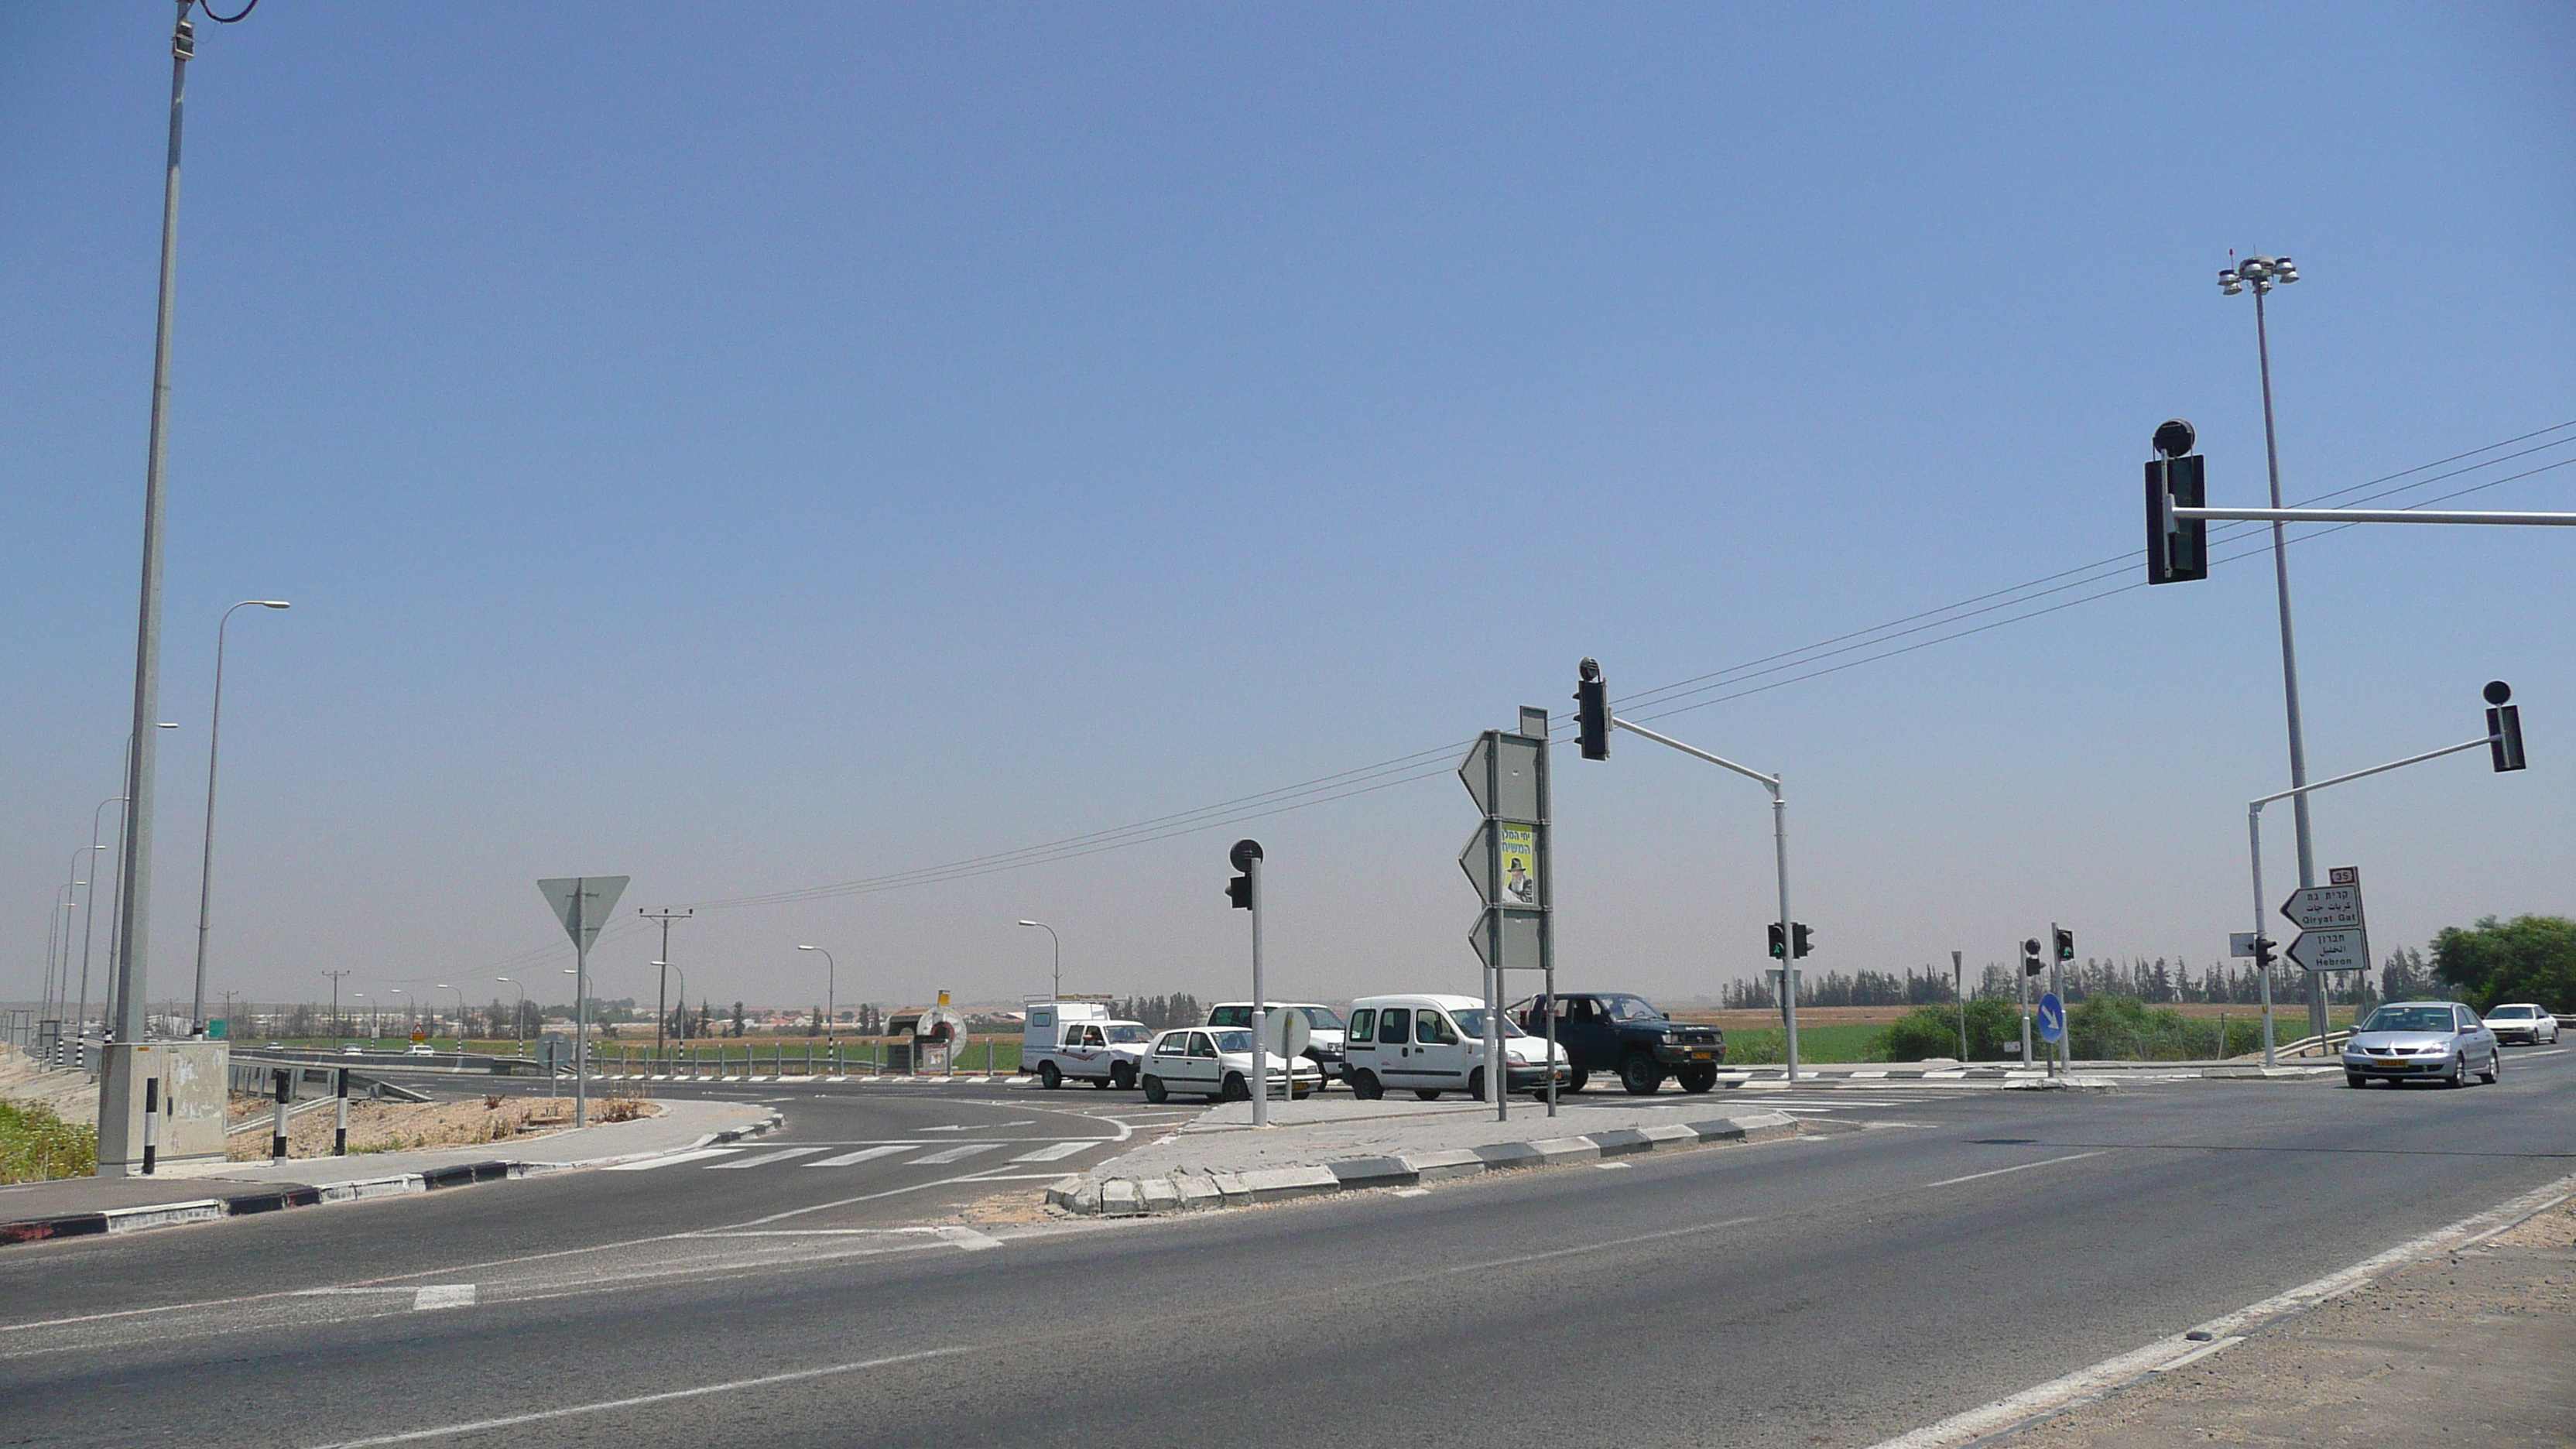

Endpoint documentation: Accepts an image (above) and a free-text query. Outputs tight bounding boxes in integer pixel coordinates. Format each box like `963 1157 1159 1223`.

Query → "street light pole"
2218 252 2326 1046
77 796 125 1046
436 983 466 1046
796 946 837 1050
190 598 288 1033
496 977 526 1055
639 907 690 1059
321 969 349 1042
1016 920 1061 1002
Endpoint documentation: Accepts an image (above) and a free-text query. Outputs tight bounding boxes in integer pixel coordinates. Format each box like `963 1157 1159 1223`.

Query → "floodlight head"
2485 680 2513 706
1578 656 1601 683
2217 268 2239 290
259 600 291 609
2153 419 2197 458
2273 257 2297 283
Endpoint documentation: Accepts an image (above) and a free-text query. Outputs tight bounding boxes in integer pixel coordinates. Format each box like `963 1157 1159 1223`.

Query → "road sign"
1257 1008 1311 1060
1457 821 1542 907
2229 932 2259 959
2280 885 2364 931
1457 733 1543 821
1467 909 1543 970
538 876 631 947
2036 993 2066 1044
2287 927 2369 973
2328 865 2359 886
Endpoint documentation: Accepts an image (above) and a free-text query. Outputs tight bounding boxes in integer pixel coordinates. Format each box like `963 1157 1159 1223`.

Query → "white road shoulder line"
412 1285 476 1312
1923 1152 2102 1188
2147 1334 2242 1372
296 1346 969 1449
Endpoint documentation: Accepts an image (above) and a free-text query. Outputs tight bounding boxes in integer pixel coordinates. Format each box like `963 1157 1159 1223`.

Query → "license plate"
2372 1058 2402 1067
1691 1050 1714 1060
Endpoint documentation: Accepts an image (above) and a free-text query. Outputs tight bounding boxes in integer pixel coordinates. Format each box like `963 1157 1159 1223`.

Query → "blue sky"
4 3 2571 1018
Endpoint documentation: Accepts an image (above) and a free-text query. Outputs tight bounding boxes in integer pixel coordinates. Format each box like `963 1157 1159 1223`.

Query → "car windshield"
1209 1029 1254 1053
2485 1006 2532 1019
1448 1009 1524 1039
1104 1024 1153 1044
1208 1006 1252 1028
1298 1006 1346 1032
1601 994 1667 1023
2362 1006 2457 1033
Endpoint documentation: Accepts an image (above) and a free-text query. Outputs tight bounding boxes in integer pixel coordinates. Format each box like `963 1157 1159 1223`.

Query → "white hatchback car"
1139 1027 1321 1103
2482 1003 2562 1046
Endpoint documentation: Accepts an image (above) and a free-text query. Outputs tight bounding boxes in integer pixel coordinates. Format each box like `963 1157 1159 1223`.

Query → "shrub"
1879 998 2023 1061
0 1100 97 1183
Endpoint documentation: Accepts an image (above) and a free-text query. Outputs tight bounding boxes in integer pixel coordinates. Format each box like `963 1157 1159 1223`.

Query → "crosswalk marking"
805 1146 915 1168
707 1146 829 1170
911 1143 1002 1166
1010 1140 1101 1163
605 1147 745 1171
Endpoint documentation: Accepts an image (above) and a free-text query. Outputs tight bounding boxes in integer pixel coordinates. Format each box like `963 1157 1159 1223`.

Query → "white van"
1207 1002 1348 1083
1341 993 1569 1101
1022 999 1153 1091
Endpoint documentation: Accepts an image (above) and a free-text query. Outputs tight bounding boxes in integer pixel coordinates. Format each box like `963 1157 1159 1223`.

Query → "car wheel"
2447 1053 2468 1088
1221 1073 1249 1102
1466 1067 1486 1101
2345 1073 2365 1088
2481 1051 2501 1085
1038 1061 1061 1091
1414 1089 1443 1101
1351 1070 1383 1101
1619 1053 1664 1096
1142 1074 1168 1104
1564 1069 1588 1094
1677 1065 1719 1094
1111 1063 1136 1091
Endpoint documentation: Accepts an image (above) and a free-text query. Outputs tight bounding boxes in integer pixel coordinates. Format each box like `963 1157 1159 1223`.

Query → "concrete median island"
1044 1097 1835 1217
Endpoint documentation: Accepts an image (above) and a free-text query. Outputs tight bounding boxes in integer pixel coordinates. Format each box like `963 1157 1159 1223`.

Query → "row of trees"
1715 947 2475 1012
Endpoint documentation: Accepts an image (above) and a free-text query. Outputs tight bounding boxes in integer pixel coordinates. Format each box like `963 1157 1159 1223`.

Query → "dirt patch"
1990 1191 2576 1447
226 1094 659 1160
937 1189 1058 1227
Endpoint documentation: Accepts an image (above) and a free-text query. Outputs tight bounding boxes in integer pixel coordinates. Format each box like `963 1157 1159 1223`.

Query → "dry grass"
226 1094 659 1160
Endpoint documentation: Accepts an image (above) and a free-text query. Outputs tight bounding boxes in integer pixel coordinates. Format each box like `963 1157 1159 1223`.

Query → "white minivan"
1341 993 1569 1101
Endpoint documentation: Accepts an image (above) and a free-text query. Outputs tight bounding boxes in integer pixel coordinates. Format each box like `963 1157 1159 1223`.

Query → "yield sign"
537 876 629 950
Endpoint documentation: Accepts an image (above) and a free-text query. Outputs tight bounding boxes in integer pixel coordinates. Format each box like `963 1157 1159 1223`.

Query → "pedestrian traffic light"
1575 658 1610 762
2146 421 2208 586
2485 680 2526 772
1768 922 1786 959
1225 838 1262 909
2022 938 2044 977
2054 928 2074 964
1792 923 1812 959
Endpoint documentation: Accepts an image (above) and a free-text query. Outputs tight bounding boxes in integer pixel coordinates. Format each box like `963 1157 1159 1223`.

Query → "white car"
1139 1027 1322 1103
1341 992 1571 1101
2482 1003 2562 1046
339 1044 365 1057
1208 1002 1348 1083
406 1043 437 1057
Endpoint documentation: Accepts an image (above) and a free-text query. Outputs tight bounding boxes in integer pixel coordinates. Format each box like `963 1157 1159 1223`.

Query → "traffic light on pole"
2146 420 2208 585
2054 928 2074 964
1768 923 1786 960
1791 923 1812 959
2022 938 2044 977
1575 658 1610 762
2485 681 2526 772
1225 838 1262 909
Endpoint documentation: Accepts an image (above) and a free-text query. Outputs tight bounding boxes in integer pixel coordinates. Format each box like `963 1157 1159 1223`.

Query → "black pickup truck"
1509 992 1725 1094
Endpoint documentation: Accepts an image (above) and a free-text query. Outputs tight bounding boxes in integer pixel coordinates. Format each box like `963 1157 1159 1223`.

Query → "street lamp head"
1017 920 1041 928
796 944 818 952
258 601 290 609
495 976 512 983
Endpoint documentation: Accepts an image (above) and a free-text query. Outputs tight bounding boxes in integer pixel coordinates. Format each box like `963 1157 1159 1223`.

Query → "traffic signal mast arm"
2173 506 2576 526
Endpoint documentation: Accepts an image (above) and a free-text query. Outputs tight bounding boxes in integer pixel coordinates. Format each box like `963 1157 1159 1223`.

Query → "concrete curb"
1044 1111 1813 1218
0 1107 786 1249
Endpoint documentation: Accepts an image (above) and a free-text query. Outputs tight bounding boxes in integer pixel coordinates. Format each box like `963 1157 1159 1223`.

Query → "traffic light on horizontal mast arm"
2146 420 2207 585
2486 681 2526 772
1575 658 1610 761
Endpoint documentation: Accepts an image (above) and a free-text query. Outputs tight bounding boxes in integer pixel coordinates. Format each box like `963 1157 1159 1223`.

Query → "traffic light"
1792 923 1812 959
1768 922 1786 960
2252 936 2276 971
2486 681 2526 772
1225 838 1262 910
2054 928 2074 964
2022 938 2044 977
1575 658 1610 761
2146 421 2208 585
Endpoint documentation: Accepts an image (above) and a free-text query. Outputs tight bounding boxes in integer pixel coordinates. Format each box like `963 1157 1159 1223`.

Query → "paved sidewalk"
1046 1094 1830 1217
0 1097 776 1247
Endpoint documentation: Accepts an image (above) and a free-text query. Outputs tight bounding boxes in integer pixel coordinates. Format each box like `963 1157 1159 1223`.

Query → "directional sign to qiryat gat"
2280 868 2367 973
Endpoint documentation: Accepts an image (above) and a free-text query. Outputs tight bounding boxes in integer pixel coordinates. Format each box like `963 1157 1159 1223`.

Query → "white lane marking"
1009 1140 1101 1163
707 1147 828 1170
2147 1335 2242 1372
1923 1153 2103 1189
1861 1170 2576 1449
411 1285 476 1312
2517 1047 2567 1058
805 1146 913 1168
919 1120 1033 1132
604 1147 745 1171
1593 1161 1632 1170
296 1346 970 1449
911 1142 1002 1166
1389 1187 1430 1198
933 1226 1003 1252
1447 1216 1763 1274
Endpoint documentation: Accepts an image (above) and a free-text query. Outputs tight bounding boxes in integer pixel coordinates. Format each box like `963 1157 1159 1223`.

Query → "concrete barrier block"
1173 1175 1224 1211
101 1200 224 1235
1137 1178 1183 1214
1637 1124 1698 1146
1472 1141 1547 1171
1401 1149 1487 1182
1208 1172 1255 1203
1099 1179 1145 1217
1324 1156 1419 1190
1526 1136 1601 1165
1588 1128 1654 1157
1238 1165 1339 1202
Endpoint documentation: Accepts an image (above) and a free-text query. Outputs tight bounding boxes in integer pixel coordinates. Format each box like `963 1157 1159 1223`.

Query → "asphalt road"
4 1049 2571 1448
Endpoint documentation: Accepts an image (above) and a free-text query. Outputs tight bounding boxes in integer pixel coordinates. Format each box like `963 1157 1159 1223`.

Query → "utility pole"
322 969 350 1041
1953 950 1966 1060
639 907 690 1058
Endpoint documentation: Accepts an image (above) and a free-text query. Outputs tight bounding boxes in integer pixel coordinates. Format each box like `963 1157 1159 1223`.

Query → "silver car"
2341 1001 2500 1088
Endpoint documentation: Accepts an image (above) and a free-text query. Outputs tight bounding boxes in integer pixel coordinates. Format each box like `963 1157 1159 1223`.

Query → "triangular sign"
537 875 630 951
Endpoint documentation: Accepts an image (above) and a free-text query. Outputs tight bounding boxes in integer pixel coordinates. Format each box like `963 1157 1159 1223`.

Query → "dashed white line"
1923 1152 2104 1189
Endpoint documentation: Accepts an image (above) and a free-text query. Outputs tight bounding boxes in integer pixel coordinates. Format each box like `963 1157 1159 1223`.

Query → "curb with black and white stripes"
0 1109 783 1249
1046 1110 1828 1217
